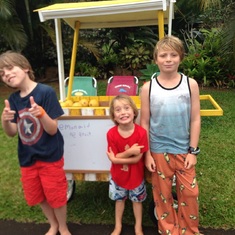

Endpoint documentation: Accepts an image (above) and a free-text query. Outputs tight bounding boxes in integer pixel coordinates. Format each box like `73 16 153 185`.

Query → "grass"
0 81 234 230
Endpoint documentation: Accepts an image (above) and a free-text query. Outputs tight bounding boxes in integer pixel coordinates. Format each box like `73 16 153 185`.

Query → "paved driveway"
0 220 234 235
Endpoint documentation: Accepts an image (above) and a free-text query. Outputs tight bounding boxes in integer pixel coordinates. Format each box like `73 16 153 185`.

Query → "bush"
180 28 234 88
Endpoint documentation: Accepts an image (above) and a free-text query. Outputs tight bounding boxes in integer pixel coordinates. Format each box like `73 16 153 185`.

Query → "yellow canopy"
35 0 173 29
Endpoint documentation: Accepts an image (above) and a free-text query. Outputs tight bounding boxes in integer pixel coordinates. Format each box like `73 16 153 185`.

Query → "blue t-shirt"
9 83 64 166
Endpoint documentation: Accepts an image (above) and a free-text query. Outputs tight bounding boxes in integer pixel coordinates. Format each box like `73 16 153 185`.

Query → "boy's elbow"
3 126 17 137
45 126 58 136
7 132 17 138
50 129 58 136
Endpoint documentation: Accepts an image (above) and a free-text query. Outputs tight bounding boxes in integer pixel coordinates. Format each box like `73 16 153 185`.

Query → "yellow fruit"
72 102 82 107
89 99 99 107
65 99 73 107
60 102 67 107
80 98 89 107
74 91 83 96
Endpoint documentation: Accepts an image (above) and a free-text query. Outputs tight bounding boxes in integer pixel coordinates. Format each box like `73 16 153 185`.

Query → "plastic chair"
106 76 138 96
64 76 97 96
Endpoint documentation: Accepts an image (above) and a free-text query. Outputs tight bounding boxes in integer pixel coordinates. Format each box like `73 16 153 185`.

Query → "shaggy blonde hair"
153 35 185 61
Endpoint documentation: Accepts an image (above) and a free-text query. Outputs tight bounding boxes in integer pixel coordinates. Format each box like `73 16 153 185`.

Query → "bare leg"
40 201 71 235
132 202 143 235
54 204 71 235
40 200 58 235
111 200 125 235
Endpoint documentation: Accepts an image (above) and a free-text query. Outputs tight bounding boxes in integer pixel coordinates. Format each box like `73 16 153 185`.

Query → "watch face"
188 147 200 155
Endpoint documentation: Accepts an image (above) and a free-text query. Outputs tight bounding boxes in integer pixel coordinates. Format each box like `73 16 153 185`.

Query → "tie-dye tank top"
149 73 191 154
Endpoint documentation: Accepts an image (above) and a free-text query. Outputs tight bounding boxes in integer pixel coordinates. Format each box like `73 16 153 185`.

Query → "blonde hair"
153 35 185 61
0 51 35 81
109 94 139 125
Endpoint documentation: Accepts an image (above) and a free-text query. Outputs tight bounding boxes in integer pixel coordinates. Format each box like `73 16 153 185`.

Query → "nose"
120 107 127 114
120 108 125 114
166 55 172 61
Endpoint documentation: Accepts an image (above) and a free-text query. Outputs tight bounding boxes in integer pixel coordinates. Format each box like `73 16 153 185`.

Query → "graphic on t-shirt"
17 109 43 145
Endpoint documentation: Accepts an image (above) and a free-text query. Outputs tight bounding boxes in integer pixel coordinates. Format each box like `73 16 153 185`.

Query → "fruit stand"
57 94 223 201
35 0 177 200
35 1 223 201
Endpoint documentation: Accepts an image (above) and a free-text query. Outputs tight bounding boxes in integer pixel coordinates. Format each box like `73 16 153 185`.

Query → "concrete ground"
0 220 234 235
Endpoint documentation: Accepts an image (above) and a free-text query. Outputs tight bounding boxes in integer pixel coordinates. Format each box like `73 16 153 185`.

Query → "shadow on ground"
0 220 234 235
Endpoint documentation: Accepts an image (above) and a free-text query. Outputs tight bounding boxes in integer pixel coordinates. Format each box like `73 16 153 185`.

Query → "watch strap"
188 146 200 155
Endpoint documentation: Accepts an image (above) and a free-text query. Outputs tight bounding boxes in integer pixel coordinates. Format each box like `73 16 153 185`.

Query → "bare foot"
59 227 72 235
135 226 144 235
135 230 144 235
45 226 58 235
111 226 122 235
60 231 71 235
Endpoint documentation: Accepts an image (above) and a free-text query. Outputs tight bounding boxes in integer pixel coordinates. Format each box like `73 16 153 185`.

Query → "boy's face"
113 99 134 125
155 47 181 73
0 65 28 88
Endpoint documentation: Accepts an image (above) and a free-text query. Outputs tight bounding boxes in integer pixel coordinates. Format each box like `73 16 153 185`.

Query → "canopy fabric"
35 0 173 29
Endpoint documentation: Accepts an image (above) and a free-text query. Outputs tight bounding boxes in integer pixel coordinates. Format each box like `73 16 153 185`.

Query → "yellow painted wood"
67 21 80 100
158 10 165 39
61 95 223 117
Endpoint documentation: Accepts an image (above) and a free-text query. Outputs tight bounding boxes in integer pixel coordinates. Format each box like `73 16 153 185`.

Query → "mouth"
120 115 129 120
164 64 173 68
8 76 15 83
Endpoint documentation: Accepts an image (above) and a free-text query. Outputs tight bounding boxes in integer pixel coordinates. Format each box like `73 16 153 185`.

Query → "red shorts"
20 157 67 208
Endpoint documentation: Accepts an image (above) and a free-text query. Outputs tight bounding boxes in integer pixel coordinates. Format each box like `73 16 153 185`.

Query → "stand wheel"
67 180 76 202
148 192 178 227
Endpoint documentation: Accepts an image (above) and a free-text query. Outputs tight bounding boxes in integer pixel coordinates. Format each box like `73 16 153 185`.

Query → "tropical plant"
219 1 235 71
119 42 152 75
0 0 28 51
139 64 159 81
180 28 231 87
175 0 234 88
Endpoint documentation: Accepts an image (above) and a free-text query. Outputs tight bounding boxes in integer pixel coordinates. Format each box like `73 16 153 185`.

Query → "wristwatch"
188 146 200 155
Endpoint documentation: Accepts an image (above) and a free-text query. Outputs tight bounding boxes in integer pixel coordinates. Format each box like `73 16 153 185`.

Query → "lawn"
0 81 234 230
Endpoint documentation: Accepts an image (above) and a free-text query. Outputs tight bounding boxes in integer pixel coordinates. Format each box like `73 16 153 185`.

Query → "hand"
145 153 156 172
106 147 115 162
28 96 45 118
1 100 16 122
129 143 144 156
184 153 197 169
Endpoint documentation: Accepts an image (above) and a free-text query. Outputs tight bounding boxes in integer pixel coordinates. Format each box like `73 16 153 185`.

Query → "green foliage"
139 63 159 81
180 28 233 88
75 62 99 78
96 43 119 79
119 43 151 74
0 0 28 51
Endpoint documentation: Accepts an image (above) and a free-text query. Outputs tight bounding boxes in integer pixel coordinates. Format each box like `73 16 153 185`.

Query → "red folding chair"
106 76 138 96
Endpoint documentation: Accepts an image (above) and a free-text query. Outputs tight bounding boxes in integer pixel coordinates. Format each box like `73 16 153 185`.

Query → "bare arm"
115 143 144 158
29 96 58 135
184 78 201 169
107 147 142 164
1 99 17 137
140 81 156 172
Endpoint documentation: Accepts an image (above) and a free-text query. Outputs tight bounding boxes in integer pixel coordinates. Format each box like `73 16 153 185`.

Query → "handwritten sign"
58 119 114 171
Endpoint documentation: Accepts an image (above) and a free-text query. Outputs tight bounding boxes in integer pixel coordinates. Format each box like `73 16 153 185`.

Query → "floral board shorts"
109 178 147 202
